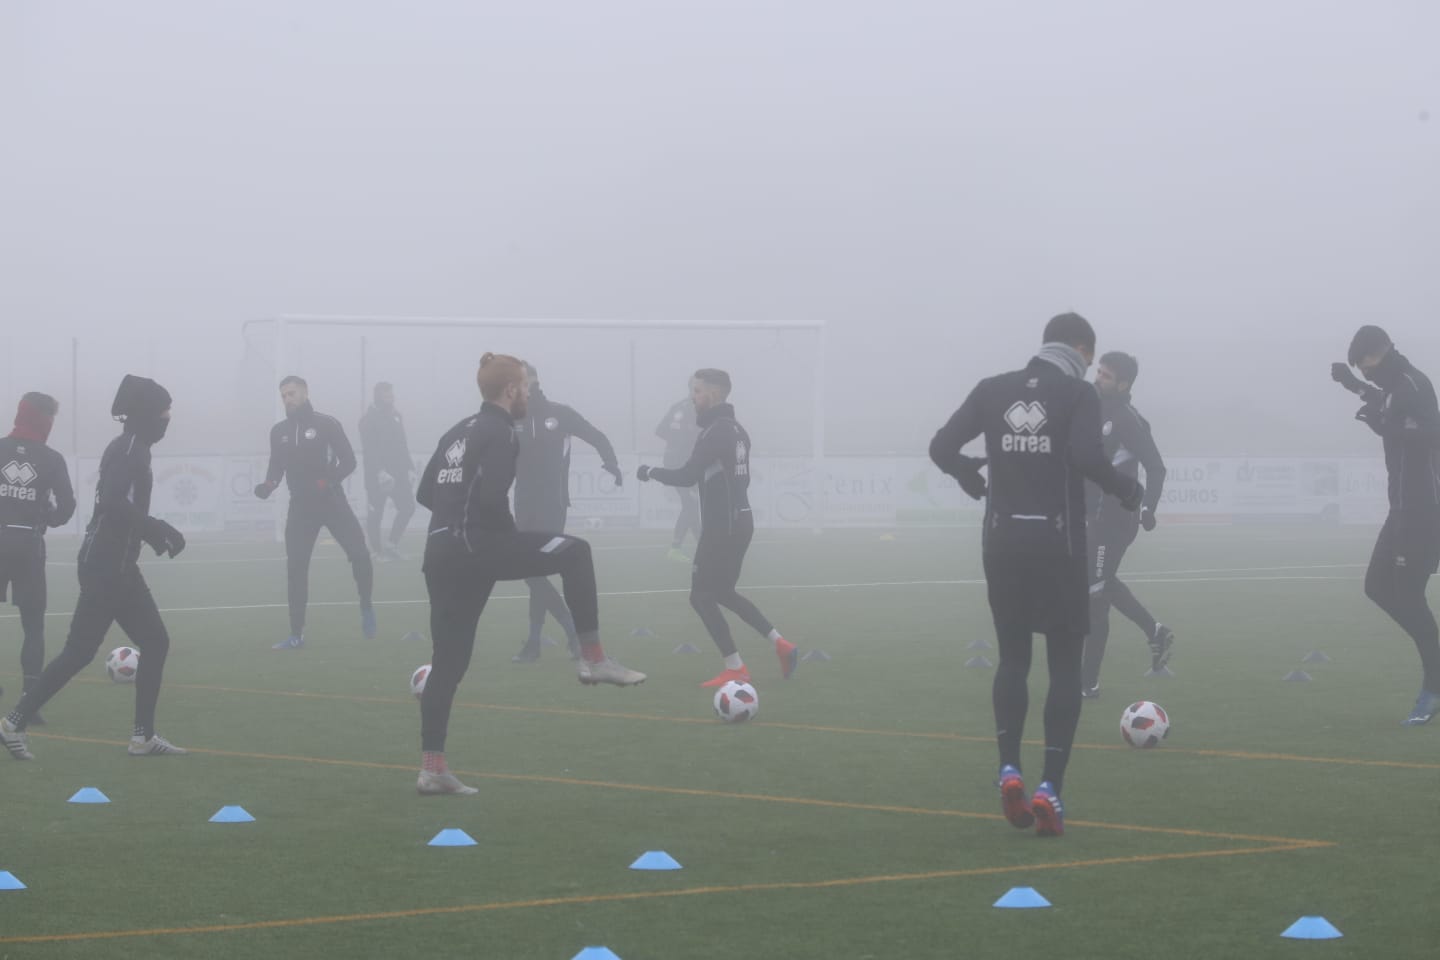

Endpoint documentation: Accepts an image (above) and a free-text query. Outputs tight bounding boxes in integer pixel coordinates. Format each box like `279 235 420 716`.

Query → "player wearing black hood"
1 375 188 761
255 376 376 649
1333 326 1440 725
0 392 76 724
509 363 622 663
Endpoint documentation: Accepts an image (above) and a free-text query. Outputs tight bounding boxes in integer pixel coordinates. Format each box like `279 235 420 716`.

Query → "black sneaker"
511 646 541 664
1080 683 1101 700
1149 624 1175 672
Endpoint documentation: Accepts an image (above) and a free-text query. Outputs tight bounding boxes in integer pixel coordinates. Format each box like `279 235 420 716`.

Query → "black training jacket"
418 402 520 549
931 358 1140 559
359 403 413 485
648 402 751 536
264 402 357 503
1086 390 1166 520
0 436 75 533
515 388 617 518
76 431 154 573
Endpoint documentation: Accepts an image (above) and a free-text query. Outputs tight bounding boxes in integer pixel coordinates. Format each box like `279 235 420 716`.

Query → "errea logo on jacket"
1002 402 1051 453
438 438 466 484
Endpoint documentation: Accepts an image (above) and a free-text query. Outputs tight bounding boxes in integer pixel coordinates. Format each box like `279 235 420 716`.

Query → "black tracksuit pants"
0 531 47 695
983 551 1086 794
1082 512 1156 689
689 510 773 658
420 531 599 752
10 565 169 737
1365 510 1440 692
286 495 373 636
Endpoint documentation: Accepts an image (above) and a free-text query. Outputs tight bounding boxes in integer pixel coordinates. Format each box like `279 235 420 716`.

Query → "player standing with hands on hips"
254 376 376 649
1 376 188 761
930 314 1144 837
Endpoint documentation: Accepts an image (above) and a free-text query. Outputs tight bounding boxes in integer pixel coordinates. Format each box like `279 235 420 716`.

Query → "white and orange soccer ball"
1120 700 1170 748
105 646 140 684
410 664 431 699
713 680 759 723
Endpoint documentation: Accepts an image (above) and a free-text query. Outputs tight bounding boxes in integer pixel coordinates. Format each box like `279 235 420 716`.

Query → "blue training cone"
209 805 256 823
1281 916 1343 940
0 871 26 891
68 787 111 804
571 948 623 960
993 886 1051 909
629 851 682 871
428 829 477 847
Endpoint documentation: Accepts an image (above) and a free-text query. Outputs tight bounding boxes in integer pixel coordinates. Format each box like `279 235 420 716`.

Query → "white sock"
767 629 783 642
724 653 744 671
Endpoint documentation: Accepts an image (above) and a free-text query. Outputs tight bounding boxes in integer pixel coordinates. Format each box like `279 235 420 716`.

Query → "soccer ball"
410 664 431 699
106 646 140 684
1120 700 1170 748
713 680 759 723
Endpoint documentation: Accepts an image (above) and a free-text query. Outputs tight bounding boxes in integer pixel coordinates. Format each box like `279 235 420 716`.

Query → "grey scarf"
1034 342 1088 380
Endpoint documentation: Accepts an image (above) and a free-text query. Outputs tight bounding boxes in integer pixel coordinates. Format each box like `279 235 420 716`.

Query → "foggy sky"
2 0 1436 459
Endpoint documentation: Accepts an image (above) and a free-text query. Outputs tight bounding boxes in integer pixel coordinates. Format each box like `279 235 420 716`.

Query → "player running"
1332 325 1440 725
1080 351 1170 698
1 376 188 760
930 314 1143 837
413 353 644 796
637 369 797 687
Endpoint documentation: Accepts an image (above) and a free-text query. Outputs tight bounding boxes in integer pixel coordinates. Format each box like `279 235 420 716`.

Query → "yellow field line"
29 733 1330 848
107 678 1440 772
0 841 1323 946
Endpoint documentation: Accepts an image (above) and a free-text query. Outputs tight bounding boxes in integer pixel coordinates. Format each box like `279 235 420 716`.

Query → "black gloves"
1120 479 1145 512
636 465 651 482
604 464 623 487
254 481 274 500
1331 362 1362 390
1140 507 1156 532
949 456 987 501
142 517 186 558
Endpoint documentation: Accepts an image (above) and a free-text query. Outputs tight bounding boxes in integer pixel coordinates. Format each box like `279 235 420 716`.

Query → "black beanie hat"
111 375 172 423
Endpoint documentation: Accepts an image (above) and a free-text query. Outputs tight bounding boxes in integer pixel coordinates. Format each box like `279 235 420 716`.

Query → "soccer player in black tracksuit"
655 388 701 562
359 382 415 562
637 368 798 688
0 393 75 726
1332 326 1440 725
413 353 645 796
930 314 1143 837
1080 352 1171 698
1 376 189 761
511 363 622 664
254 376 376 649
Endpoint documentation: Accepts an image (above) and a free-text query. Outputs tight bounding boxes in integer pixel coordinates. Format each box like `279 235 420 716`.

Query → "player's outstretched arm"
643 426 720 487
559 404 622 485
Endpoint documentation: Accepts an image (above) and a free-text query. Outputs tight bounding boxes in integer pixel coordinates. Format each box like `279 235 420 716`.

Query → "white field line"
0 570 1365 620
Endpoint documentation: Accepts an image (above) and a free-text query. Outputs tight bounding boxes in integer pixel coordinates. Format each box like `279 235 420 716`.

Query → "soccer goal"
240 314 828 531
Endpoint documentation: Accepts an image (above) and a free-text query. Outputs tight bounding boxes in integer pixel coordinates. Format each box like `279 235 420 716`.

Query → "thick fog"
2 0 1436 464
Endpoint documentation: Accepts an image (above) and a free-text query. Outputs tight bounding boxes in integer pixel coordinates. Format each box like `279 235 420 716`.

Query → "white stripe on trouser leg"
540 537 568 554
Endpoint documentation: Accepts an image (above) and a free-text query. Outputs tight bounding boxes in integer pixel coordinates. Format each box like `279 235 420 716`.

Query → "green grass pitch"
0 523 1435 958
